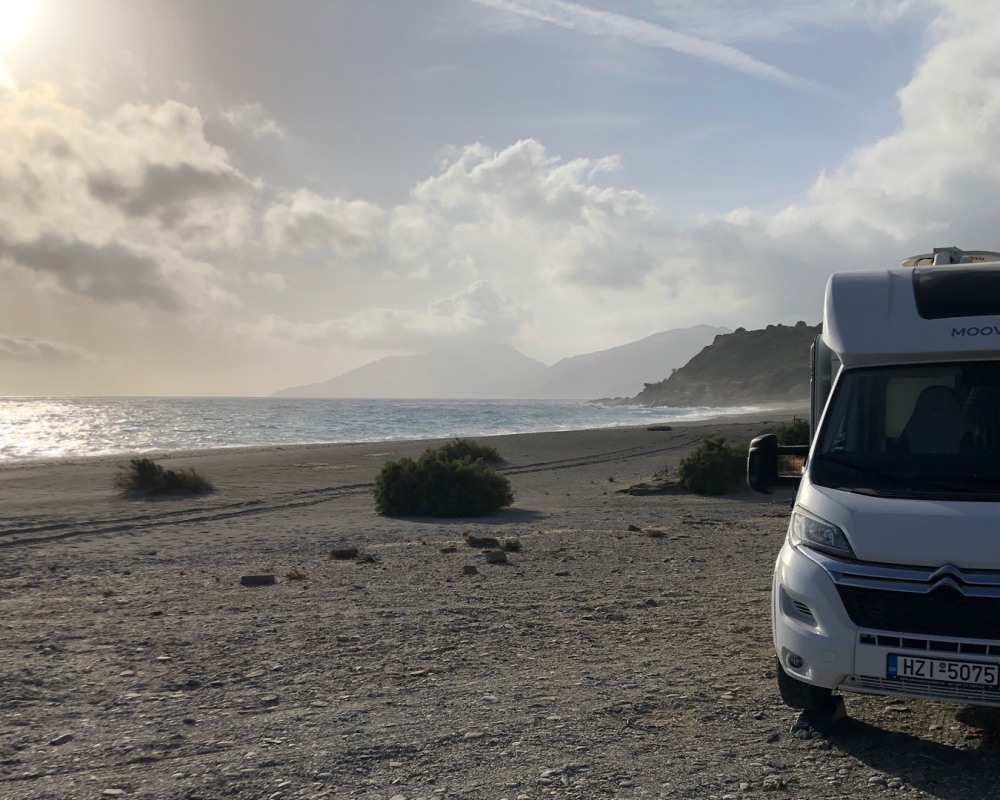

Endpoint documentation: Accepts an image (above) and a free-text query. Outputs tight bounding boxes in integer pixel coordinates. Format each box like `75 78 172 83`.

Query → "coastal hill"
272 341 548 400
629 321 820 407
272 325 727 399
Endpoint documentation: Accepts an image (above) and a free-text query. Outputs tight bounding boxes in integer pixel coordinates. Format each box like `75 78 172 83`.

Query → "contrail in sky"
471 0 822 90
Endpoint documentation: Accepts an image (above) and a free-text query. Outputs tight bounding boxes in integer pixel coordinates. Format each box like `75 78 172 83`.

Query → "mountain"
271 325 727 400
629 322 820 407
530 324 729 399
271 341 549 399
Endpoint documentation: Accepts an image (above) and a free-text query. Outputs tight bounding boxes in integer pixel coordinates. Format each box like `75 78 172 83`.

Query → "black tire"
776 657 833 711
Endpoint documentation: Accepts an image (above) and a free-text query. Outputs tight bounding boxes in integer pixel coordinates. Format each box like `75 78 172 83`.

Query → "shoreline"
0 407 806 529
0 400 809 470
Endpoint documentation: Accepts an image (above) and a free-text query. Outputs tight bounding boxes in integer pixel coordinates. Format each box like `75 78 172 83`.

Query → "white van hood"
797 479 1000 569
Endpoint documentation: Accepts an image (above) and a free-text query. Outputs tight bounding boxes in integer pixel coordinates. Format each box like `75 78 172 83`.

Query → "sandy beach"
3 411 1000 799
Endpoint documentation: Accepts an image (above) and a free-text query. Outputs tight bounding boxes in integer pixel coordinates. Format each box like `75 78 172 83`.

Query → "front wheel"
776 657 833 711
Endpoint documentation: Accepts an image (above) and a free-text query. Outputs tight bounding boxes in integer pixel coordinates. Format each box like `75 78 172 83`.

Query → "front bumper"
773 544 1000 706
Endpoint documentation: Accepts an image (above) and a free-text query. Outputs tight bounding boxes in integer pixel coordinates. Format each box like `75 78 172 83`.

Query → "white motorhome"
748 246 1000 730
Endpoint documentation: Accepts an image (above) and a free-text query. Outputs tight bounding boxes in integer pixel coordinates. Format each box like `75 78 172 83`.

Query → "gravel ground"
3 420 1000 799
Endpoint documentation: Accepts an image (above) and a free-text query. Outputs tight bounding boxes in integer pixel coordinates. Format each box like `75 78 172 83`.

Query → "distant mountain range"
271 325 728 400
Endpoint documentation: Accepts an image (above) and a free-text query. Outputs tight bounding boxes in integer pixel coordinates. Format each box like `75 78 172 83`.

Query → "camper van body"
752 248 1000 711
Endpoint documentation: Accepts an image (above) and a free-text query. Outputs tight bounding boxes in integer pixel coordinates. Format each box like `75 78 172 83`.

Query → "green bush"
374 441 513 517
437 438 503 464
774 418 810 446
677 436 747 496
115 457 214 496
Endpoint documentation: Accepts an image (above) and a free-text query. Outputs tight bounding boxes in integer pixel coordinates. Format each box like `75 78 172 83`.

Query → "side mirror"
747 434 807 494
747 434 778 494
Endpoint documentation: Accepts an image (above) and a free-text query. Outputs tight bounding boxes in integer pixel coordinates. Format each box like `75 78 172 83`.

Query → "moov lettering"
953 326 1000 336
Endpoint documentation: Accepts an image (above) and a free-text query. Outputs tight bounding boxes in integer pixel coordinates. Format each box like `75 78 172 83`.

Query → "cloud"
0 92 258 251
0 232 181 309
0 334 93 363
470 0 822 88
391 139 666 290
263 189 383 257
88 162 251 228
221 102 287 139
3 0 998 394
258 280 530 350
644 0 921 42
247 271 288 291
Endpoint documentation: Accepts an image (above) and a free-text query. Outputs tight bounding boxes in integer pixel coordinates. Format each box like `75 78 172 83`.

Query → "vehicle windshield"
812 361 1000 498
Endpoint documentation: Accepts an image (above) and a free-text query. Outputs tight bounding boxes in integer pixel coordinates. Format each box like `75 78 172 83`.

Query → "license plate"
887 654 1000 688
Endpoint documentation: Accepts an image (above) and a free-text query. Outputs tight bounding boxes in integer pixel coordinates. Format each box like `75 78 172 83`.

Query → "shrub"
677 437 746 496
284 567 309 581
500 538 522 553
115 457 214 496
437 438 503 464
374 441 513 517
775 418 810 446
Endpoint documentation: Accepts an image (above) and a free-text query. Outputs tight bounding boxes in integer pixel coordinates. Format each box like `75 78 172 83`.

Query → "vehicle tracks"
0 436 702 549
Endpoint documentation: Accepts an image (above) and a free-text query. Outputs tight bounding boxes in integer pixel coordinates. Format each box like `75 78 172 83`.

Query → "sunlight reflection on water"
0 397 758 462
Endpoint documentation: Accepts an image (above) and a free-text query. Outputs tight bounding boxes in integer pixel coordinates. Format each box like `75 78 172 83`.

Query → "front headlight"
789 508 856 560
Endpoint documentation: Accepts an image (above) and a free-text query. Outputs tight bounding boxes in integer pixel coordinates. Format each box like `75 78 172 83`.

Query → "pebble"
49 733 74 746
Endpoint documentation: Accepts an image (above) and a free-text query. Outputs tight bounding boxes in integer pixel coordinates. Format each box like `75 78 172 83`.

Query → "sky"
1 0 998 396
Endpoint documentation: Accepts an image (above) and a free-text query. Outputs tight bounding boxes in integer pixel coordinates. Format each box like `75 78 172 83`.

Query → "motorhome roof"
824 261 1000 367
901 246 1000 266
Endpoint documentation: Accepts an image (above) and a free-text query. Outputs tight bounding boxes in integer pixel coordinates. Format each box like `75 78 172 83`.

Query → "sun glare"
0 0 36 50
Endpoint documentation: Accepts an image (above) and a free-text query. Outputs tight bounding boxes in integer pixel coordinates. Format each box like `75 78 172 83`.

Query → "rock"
485 550 508 564
240 574 276 587
626 524 641 531
49 733 74 746
462 565 479 575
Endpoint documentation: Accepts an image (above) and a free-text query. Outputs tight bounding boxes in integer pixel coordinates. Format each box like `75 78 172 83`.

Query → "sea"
0 397 758 463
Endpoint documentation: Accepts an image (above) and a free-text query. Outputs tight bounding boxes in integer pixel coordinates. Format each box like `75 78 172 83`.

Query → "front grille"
858 632 1000 655
838 584 1000 638
844 674 1000 706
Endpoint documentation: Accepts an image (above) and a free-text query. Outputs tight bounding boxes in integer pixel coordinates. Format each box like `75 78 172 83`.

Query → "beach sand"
2 410 998 799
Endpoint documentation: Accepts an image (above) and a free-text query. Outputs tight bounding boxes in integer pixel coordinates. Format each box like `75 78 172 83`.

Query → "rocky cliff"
630 322 820 407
